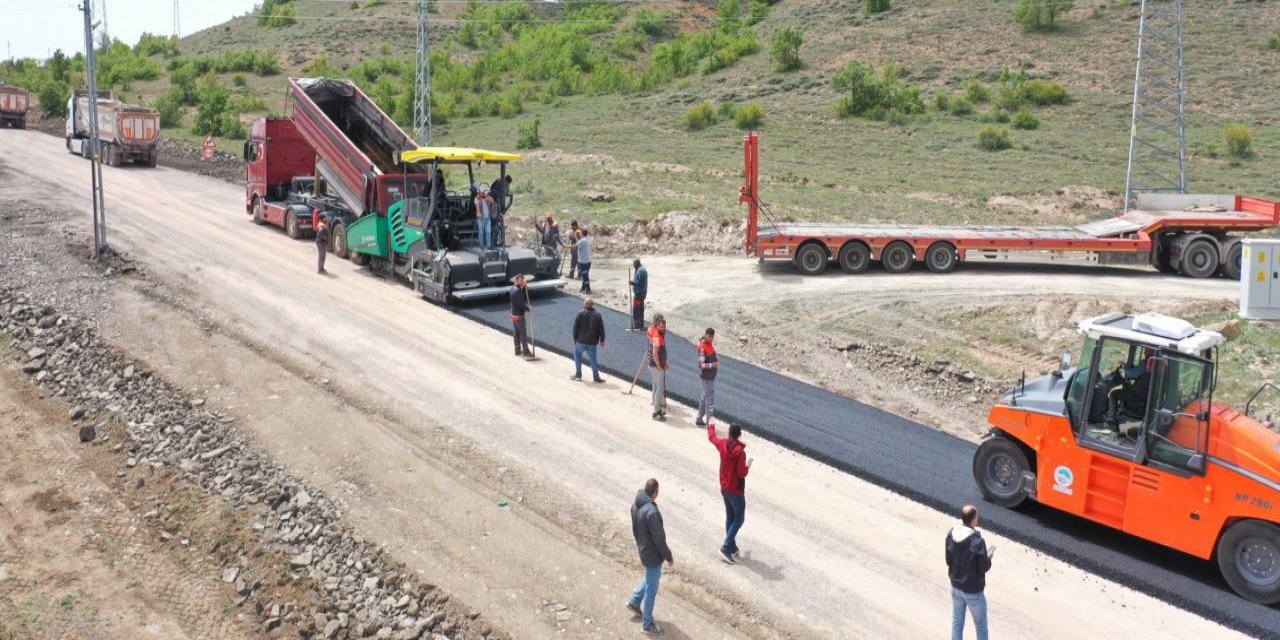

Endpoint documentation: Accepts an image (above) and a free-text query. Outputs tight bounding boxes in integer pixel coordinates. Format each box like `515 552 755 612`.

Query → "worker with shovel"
629 258 648 331
510 275 533 359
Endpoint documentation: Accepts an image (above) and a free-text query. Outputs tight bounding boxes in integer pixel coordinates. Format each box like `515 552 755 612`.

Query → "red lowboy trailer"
739 132 1280 279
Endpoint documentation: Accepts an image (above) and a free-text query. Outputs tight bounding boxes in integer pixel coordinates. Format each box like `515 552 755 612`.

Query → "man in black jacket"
509 276 533 359
627 478 673 635
946 504 993 640
315 218 330 275
570 297 605 382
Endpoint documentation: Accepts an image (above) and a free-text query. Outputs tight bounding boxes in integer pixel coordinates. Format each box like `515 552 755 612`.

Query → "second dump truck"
739 133 1280 279
65 90 160 167
245 77 559 302
0 83 29 129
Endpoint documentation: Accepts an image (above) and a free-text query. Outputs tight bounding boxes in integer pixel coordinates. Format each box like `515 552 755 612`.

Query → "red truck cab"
244 118 318 238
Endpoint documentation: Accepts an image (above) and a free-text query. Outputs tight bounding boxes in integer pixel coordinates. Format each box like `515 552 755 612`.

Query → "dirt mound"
597 211 744 257
986 187 1121 221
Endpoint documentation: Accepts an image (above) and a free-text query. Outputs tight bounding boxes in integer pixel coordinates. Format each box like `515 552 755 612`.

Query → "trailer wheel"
881 241 914 274
972 437 1030 508
1218 240 1242 280
251 197 265 225
1179 238 1219 279
925 242 958 274
286 210 301 239
793 242 828 276
333 224 350 260
837 242 871 274
1217 519 1280 604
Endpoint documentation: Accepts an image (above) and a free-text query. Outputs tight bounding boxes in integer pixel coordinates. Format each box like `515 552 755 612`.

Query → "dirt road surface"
0 128 1245 638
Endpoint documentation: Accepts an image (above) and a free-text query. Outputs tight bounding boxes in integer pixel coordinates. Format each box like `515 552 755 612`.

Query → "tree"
37 81 70 118
770 27 804 72
866 0 890 14
1014 0 1074 32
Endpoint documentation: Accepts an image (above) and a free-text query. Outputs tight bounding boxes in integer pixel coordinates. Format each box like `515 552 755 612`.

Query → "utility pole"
1123 0 1186 213
412 0 432 146
81 2 108 257
99 0 110 46
173 0 181 38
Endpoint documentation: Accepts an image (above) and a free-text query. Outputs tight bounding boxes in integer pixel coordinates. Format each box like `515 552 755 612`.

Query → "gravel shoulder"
0 127 1251 639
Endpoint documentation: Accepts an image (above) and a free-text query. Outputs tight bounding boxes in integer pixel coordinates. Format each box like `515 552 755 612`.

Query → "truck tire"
286 210 301 239
67 137 75 155
1179 237 1219 279
333 224 350 260
107 144 121 167
793 242 828 276
881 241 914 274
924 242 958 274
16 117 25 130
972 436 1030 508
1218 239 1242 280
146 151 158 168
1217 519 1280 604
251 197 265 225
837 242 870 274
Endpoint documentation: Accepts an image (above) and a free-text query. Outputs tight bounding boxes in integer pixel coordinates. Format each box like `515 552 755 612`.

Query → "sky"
0 0 259 60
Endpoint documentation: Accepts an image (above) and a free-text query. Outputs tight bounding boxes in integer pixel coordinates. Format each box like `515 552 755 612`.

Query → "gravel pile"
1 290 501 640
156 136 245 184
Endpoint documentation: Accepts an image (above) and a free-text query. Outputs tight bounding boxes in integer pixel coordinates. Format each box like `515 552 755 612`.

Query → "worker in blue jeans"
627 478 673 635
570 297 605 383
946 504 993 640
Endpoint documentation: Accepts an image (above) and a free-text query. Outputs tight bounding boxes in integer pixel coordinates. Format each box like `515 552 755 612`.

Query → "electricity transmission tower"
80 2 108 257
413 0 432 145
173 0 181 38
1123 0 1186 213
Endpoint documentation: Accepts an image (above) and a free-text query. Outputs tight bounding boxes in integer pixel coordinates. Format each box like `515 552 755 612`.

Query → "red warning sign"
201 133 216 160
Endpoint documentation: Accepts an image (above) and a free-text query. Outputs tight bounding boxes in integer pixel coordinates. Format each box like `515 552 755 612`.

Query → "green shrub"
190 76 244 137
866 0 890 14
1014 0 1073 32
747 0 770 26
948 96 974 116
1225 123 1253 158
155 87 184 127
933 93 950 112
978 125 1012 151
1269 32 1280 51
718 102 738 120
717 0 743 33
1018 79 1070 106
965 80 991 103
735 103 765 129
630 9 673 39
231 73 247 87
134 33 180 58
684 101 719 130
770 27 804 72
516 117 542 149
258 0 297 28
498 93 523 118
833 60 924 119
36 81 69 118
1011 106 1039 130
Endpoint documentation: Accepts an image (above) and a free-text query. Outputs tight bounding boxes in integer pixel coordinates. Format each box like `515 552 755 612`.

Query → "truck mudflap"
451 278 566 301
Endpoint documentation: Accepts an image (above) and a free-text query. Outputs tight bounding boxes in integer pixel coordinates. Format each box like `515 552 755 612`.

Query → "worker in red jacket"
708 422 751 564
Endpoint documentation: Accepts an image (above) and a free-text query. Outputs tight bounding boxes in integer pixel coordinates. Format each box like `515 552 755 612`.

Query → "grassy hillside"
5 0 1278 229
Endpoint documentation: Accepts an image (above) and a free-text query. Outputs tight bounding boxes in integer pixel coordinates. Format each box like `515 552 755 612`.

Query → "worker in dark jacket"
627 478 673 635
510 275 533 359
535 213 560 258
946 505 993 640
570 297 605 382
630 258 648 331
708 422 750 563
315 217 330 275
490 174 512 218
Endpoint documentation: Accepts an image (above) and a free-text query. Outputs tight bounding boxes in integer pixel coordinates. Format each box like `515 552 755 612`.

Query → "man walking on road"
510 275 533 359
647 314 668 421
629 258 648 331
946 504 993 640
695 328 719 426
627 478 673 635
571 297 605 383
708 422 750 563
577 228 593 294
315 218 330 275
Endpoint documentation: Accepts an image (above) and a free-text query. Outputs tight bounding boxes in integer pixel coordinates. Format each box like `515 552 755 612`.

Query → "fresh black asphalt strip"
458 291 1280 638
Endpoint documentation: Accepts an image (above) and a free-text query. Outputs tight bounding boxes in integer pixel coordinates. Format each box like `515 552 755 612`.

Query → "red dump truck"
0 83 29 129
65 90 160 167
739 133 1280 279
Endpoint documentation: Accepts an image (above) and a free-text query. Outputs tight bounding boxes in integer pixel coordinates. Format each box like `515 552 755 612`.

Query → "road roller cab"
974 311 1280 604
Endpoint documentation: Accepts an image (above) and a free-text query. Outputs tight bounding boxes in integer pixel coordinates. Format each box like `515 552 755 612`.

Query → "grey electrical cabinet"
1240 239 1280 320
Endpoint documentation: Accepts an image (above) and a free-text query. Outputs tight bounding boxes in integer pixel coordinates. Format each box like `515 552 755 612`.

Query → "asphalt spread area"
458 291 1280 638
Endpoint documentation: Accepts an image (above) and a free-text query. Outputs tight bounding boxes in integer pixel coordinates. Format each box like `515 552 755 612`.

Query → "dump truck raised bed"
65 90 159 167
0 83 29 129
245 78 559 301
974 312 1280 604
739 133 1280 279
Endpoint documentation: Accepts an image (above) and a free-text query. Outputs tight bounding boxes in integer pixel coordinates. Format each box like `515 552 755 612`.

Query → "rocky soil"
0 192 501 639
